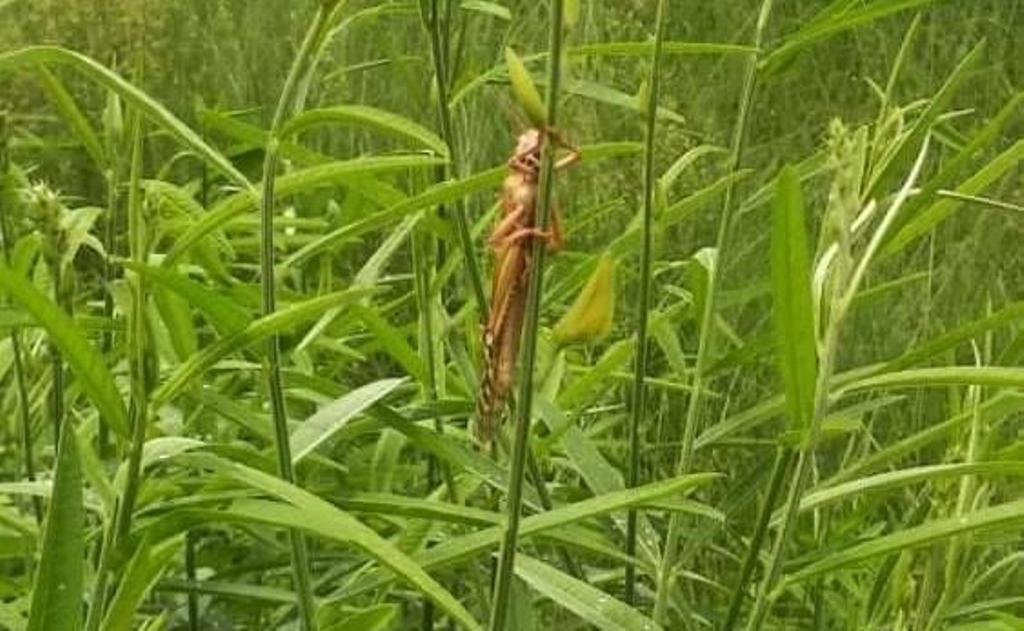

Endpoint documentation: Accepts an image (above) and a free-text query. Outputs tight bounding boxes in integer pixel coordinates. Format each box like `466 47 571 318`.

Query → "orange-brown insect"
474 128 580 444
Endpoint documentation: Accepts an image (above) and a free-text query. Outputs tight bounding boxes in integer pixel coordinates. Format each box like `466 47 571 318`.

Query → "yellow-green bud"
635 79 650 113
563 0 581 31
505 47 547 128
553 253 615 346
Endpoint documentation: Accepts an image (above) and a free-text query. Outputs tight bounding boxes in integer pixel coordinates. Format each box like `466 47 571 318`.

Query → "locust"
474 127 580 444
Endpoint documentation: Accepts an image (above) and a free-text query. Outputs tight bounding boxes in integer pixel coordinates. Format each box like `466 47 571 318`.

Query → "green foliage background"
1 1 1023 630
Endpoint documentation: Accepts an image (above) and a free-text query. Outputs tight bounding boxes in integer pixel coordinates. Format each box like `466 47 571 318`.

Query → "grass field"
1 1 1024 629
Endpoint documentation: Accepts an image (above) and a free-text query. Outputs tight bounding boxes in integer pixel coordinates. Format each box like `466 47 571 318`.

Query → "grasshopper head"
515 128 543 157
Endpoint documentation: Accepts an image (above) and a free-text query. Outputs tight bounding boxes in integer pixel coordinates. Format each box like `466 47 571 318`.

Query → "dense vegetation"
2 1 1024 629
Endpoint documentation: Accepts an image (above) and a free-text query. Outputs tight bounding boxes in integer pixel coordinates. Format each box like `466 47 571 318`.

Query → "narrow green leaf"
799 462 1024 515
761 0 942 76
290 377 407 463
27 428 84 631
884 137 1024 254
281 142 641 271
180 454 484 631
846 366 1024 395
336 492 500 526
866 41 985 198
825 392 1024 485
151 288 373 408
571 41 756 57
124 262 252 337
0 263 128 436
100 536 185 631
164 154 440 265
351 304 427 384
317 603 399 631
771 165 816 431
343 472 720 596
785 499 1024 584
0 46 250 187
33 64 105 168
515 554 663 631
460 1 511 21
282 105 449 157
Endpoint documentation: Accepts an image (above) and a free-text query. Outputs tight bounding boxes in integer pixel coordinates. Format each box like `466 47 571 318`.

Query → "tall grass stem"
652 0 774 623
487 1 566 628
424 0 487 315
624 0 669 606
257 5 338 628
85 111 148 631
0 113 43 524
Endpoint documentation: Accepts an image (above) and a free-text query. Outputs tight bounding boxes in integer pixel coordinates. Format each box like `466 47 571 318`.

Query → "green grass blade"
0 262 128 437
884 137 1024 254
785 499 1024 585
514 554 663 631
289 377 407 463
799 462 1024 515
317 604 399 631
342 473 720 596
27 427 84 631
151 287 373 407
761 0 942 76
122 262 252 336
182 454 484 631
866 40 985 198
0 46 250 188
847 366 1024 394
280 141 638 271
165 154 441 265
100 536 185 631
771 165 816 431
335 492 500 526
281 105 449 157
33 64 105 169
350 305 428 384
572 41 755 57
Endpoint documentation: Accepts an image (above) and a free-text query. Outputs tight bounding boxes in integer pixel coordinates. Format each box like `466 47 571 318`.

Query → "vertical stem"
419 0 461 503
185 530 201 631
487 2 565 629
259 7 334 629
99 129 120 461
526 446 583 578
652 0 773 622
111 114 149 550
624 0 668 606
424 0 487 315
185 120 211 631
48 260 65 446
85 112 149 631
0 113 43 525
723 448 793 630
744 324 840 631
412 209 456 631
926 382 984 629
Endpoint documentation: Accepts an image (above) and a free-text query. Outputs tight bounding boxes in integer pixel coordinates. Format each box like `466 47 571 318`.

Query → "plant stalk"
624 0 669 606
423 0 487 314
0 113 43 525
258 6 336 629
744 323 840 631
85 112 149 631
723 448 794 630
487 2 566 628
652 0 774 623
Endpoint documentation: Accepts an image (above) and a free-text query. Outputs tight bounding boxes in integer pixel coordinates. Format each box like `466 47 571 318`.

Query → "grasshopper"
474 127 580 444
